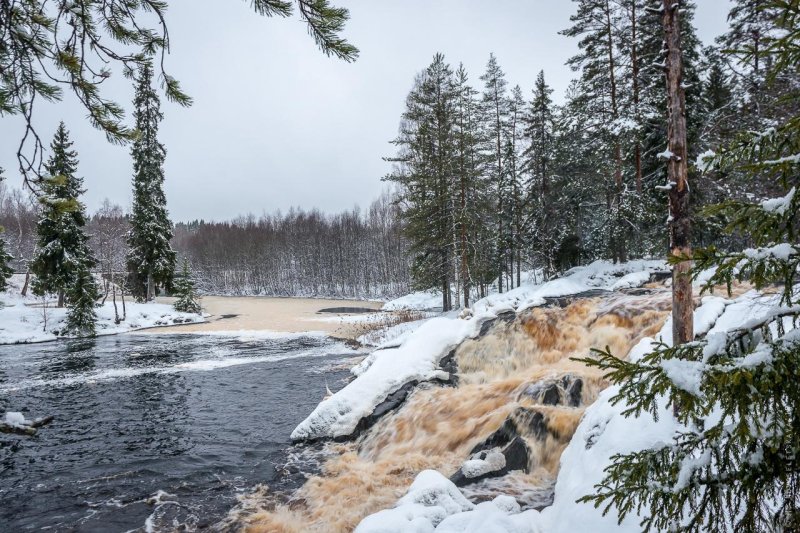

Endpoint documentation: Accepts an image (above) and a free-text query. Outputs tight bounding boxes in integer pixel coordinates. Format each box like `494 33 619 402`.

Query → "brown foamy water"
235 290 673 532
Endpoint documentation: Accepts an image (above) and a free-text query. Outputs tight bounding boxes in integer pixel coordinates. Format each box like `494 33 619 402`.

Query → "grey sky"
0 0 731 222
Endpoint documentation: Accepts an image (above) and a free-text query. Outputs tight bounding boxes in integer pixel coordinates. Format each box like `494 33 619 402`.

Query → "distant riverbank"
150 296 385 339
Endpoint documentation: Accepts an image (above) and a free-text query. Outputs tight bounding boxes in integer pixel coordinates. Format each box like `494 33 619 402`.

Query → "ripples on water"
0 334 357 531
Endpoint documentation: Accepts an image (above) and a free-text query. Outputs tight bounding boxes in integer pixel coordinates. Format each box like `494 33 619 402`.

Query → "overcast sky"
0 0 731 222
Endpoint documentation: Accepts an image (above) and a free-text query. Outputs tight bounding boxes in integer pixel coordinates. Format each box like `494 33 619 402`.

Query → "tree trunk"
631 0 643 194
57 290 64 308
21 270 29 296
663 0 693 349
604 0 624 263
147 270 155 302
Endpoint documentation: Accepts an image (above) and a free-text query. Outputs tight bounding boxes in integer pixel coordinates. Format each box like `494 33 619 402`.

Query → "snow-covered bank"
291 260 668 442
0 275 203 344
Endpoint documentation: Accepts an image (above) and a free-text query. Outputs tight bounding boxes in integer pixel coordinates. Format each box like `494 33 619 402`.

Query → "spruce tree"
479 53 511 291
173 259 201 314
65 266 99 336
385 54 458 310
578 3 800 530
31 122 95 308
127 60 177 302
524 71 560 276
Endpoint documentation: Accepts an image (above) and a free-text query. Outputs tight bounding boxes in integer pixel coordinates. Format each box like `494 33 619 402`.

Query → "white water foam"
1 344 357 393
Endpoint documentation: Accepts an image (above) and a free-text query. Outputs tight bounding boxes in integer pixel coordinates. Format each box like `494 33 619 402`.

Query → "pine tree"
173 259 201 314
30 122 95 308
578 3 800 530
479 54 511 292
385 54 458 310
65 266 99 336
452 64 486 307
127 60 177 302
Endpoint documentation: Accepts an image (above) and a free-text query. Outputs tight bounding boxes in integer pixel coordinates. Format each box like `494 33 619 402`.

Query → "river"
0 333 358 531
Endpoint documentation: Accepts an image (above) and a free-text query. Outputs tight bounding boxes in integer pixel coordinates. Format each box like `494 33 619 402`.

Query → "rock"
451 437 530 487
477 310 516 337
502 436 529 472
438 349 459 386
519 374 584 407
515 409 548 441
649 271 672 283
543 289 609 308
347 380 419 440
566 378 583 407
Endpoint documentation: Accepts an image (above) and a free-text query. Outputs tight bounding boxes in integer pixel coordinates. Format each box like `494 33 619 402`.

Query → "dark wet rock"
318 307 380 314
566 378 583 407
502 436 529 472
649 271 672 283
478 310 517 336
519 374 584 407
515 409 548 440
344 380 419 441
438 349 459 386
451 437 531 487
543 289 609 308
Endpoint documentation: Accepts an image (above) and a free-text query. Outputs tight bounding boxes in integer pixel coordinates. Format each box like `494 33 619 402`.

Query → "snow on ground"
292 260 668 442
383 271 547 312
0 274 204 344
383 290 444 311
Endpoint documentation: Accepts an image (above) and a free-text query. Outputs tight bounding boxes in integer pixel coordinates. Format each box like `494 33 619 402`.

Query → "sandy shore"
143 296 385 339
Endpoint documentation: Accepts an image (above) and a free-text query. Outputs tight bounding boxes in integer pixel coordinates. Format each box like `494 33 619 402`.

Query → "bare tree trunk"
21 270 30 296
112 285 120 324
663 0 693 350
147 270 154 302
631 0 643 194
57 290 64 308
604 0 624 263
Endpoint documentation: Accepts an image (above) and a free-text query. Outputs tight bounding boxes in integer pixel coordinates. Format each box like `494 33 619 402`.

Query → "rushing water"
0 333 357 532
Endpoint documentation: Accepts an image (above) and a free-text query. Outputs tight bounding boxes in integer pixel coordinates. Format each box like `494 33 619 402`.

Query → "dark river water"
0 333 357 532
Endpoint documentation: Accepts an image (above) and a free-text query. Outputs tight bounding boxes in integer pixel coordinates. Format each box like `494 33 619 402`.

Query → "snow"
461 450 506 479
355 470 542 533
610 271 651 290
761 187 795 215
695 149 716 173
355 470 475 532
384 290 443 311
0 274 204 344
742 243 796 261
292 260 669 442
4 411 29 428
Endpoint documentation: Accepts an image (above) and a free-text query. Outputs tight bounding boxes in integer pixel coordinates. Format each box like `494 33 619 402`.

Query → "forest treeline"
171 193 410 298
0 185 410 300
387 0 786 310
